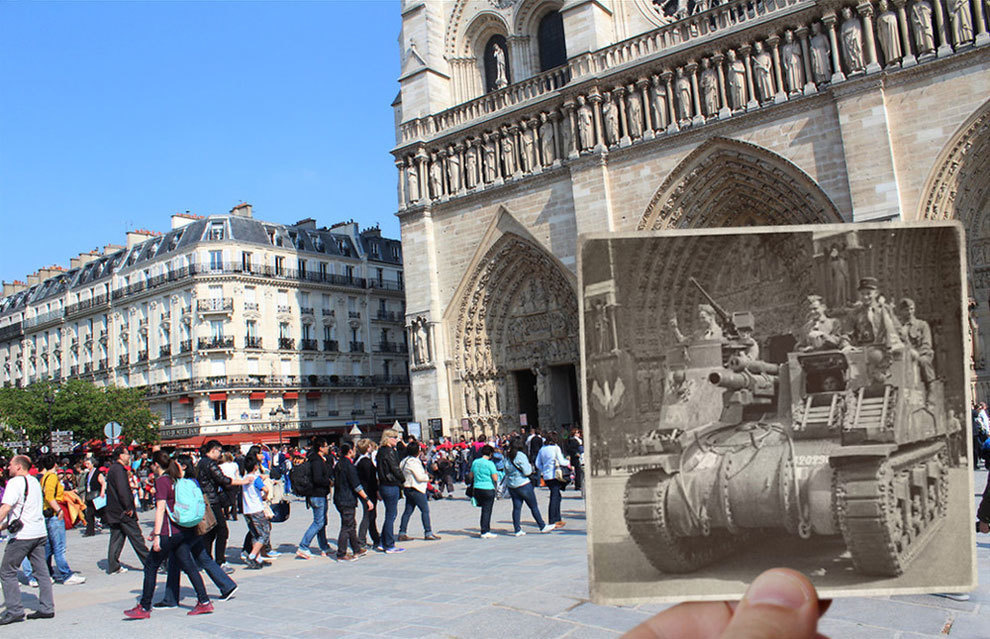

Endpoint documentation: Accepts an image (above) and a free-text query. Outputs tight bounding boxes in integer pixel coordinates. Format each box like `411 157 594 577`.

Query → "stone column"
454 143 466 193
437 149 449 200
615 85 631 146
492 129 505 185
974 0 990 45
509 125 522 178
823 13 848 83
740 45 759 110
563 100 579 159
589 90 607 152
395 158 407 209
858 2 884 72
796 27 818 93
767 35 787 103
637 78 655 140
687 62 705 125
933 0 953 56
892 0 918 66
713 53 731 118
527 118 543 174
662 70 679 133
551 109 564 167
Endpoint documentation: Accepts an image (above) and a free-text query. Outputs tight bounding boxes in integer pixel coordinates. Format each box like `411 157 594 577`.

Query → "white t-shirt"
2 474 47 540
241 473 265 515
219 461 239 480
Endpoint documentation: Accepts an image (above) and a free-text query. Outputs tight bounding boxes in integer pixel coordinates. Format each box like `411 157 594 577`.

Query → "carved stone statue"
428 152 443 199
413 318 430 365
602 92 619 146
493 42 508 90
576 95 594 150
726 49 747 109
652 75 668 128
675 67 693 121
482 133 497 183
841 7 866 73
501 127 516 176
464 143 478 188
593 299 613 354
809 22 832 83
538 112 555 165
446 146 462 192
911 0 936 54
781 30 805 94
520 124 535 172
877 0 903 65
752 41 774 103
949 0 974 45
700 58 719 116
406 157 420 202
464 382 476 415
826 244 851 308
626 85 644 139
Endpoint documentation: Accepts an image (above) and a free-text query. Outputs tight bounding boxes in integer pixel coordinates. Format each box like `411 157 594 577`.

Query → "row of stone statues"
463 377 503 417
398 1 988 207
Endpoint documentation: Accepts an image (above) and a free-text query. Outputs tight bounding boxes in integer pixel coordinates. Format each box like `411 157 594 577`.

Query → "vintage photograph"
580 223 976 605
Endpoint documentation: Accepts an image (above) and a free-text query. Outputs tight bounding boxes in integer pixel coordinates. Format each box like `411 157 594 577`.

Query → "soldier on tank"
669 304 723 344
844 277 903 349
897 297 936 405
798 294 845 351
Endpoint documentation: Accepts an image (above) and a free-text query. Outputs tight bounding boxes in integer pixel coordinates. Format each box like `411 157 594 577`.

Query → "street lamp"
270 406 287 447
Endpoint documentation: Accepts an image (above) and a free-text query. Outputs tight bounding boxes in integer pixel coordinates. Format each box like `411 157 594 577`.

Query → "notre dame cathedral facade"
392 0 990 437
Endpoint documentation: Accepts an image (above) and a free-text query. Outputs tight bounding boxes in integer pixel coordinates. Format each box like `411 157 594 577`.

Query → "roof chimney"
69 251 100 269
294 217 316 230
171 211 204 229
231 202 253 218
37 266 64 282
26 271 40 286
102 243 124 256
2 281 27 297
126 229 159 249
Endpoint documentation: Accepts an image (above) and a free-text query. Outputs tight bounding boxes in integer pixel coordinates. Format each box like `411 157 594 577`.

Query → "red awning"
249 392 266 400
209 392 227 401
306 391 321 399
178 396 192 404
283 391 299 399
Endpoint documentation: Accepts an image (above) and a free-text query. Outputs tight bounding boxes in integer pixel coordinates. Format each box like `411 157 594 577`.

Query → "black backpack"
290 459 314 497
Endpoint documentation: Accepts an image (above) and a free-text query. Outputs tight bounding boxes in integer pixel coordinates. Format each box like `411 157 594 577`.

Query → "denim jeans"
160 536 236 605
379 484 400 549
399 488 433 536
546 479 563 524
140 527 208 610
299 496 331 553
22 516 73 582
508 482 546 532
474 488 496 534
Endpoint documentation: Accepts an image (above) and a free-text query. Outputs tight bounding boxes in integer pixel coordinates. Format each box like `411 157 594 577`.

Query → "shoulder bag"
6 477 29 535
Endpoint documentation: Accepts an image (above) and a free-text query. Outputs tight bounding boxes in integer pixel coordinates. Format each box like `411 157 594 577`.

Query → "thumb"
719 569 822 639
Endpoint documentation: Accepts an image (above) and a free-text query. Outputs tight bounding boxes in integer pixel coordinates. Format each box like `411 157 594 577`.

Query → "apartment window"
397 271 403 287
246 320 257 338
347 296 356 312
297 259 307 277
377 268 384 284
370 242 380 257
327 395 336 411
209 250 222 271
277 290 288 307
353 395 363 411
351 327 359 342
345 265 354 280
274 255 285 275
242 251 253 272
322 293 331 309
211 320 224 339
279 322 290 339
207 221 225 241
302 324 311 340
209 285 223 299
319 262 328 279
390 245 399 259
323 325 332 342
245 287 256 304
213 400 227 420
299 292 310 307
379 299 387 313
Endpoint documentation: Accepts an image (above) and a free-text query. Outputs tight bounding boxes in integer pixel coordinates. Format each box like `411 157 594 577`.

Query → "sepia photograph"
580 222 976 605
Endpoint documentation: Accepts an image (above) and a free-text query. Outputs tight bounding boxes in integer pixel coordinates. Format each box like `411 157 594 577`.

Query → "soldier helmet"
857 277 879 291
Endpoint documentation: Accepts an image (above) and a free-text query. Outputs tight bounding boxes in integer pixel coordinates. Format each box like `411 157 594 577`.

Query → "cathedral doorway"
513 369 540 429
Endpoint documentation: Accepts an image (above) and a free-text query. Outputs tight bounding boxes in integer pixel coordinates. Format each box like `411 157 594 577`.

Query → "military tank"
624 312 959 577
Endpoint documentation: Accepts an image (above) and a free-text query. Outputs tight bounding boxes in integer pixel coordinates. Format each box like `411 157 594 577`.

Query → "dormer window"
206 221 225 241
390 245 400 259
370 242 380 257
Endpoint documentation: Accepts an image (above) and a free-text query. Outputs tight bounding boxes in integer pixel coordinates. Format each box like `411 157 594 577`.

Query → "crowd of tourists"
0 425 584 625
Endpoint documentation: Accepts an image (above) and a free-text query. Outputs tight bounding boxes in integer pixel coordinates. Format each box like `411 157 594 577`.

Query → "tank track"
833 441 949 576
624 468 745 574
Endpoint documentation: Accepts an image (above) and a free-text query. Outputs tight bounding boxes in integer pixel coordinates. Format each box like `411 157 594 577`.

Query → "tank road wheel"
833 442 949 577
624 469 745 574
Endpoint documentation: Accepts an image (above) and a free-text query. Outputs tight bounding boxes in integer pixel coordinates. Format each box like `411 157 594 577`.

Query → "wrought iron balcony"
118 355 129 367
244 302 259 311
179 339 192 353
323 339 339 352
348 311 361 319
374 341 408 354
374 310 403 322
300 307 314 315
245 336 263 349
349 341 365 353
159 344 172 358
137 350 149 362
322 309 335 317
197 298 233 313
278 337 295 350
277 305 291 313
300 338 319 351
198 336 234 350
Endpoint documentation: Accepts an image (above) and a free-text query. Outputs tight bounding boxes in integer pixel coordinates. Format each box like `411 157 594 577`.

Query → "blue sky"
0 0 402 284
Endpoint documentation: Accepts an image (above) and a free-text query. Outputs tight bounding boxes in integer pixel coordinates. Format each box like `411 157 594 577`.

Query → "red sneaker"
188 601 214 616
123 605 150 619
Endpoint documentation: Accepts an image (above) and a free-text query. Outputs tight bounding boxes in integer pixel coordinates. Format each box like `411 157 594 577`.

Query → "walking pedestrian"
398 442 441 542
123 451 213 619
376 429 406 554
241 456 270 570
535 432 570 528
22 455 85 586
333 442 374 561
0 455 55 625
355 439 380 550
296 437 333 559
504 437 554 535
469 445 499 538
81 456 105 537
105 446 149 574
197 440 249 571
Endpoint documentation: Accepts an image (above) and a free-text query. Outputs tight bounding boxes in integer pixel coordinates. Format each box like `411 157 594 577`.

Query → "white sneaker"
513 531 526 537
28 577 39 588
109 567 128 575
480 532 497 539
62 574 86 585
540 524 556 533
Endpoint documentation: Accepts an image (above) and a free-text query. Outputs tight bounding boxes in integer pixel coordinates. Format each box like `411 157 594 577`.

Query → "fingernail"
745 570 810 609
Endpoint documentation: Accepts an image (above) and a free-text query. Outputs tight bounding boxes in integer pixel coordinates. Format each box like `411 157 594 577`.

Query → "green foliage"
0 379 160 446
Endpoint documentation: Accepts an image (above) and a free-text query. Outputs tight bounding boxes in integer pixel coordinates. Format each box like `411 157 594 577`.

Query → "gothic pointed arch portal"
920 98 990 396
638 137 843 230
453 233 580 434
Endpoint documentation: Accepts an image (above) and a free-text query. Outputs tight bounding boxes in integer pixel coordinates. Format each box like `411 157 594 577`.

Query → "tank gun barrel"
708 368 778 391
741 360 779 375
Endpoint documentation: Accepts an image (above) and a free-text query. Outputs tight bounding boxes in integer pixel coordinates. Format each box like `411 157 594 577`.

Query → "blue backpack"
168 478 206 527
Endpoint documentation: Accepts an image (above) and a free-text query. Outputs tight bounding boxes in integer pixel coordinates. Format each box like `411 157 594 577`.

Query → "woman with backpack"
504 437 554 535
124 451 213 619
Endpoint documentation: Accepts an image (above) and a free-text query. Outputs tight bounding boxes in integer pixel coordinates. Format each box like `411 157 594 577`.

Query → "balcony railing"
348 311 361 319
137 350 149 362
278 337 295 350
179 339 192 353
197 298 233 313
322 309 335 317
83 362 92 374
277 305 291 313
349 341 365 353
118 355 129 367
245 336 263 349
367 279 404 292
0 322 24 342
159 344 171 358
65 294 108 316
69 365 78 376
372 374 410 386
374 342 408 354
300 338 319 351
198 336 234 350
300 307 314 315
244 302 259 311
97 358 108 371
374 310 403 322
24 309 65 330
323 339 339 352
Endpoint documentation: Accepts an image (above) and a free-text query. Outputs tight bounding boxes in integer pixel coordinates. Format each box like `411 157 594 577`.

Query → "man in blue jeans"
375 429 406 554
296 437 333 559
23 456 85 587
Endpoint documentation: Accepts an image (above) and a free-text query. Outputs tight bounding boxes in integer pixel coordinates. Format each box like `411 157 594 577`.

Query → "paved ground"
3 471 988 638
